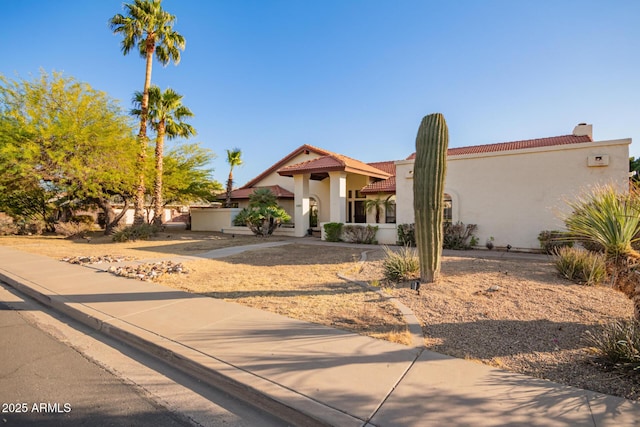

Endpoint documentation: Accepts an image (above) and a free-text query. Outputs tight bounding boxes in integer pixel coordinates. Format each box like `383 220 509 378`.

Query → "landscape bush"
584 320 640 371
443 221 478 250
323 222 343 242
55 221 94 238
342 225 378 244
0 213 17 235
538 230 573 254
382 245 419 282
70 214 96 225
397 223 415 246
112 223 160 242
553 246 606 286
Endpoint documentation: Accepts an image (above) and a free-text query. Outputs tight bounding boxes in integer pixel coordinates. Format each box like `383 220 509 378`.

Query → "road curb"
0 268 364 427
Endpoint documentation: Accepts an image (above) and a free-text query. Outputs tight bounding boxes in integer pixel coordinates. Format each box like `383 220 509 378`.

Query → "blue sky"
2 0 639 187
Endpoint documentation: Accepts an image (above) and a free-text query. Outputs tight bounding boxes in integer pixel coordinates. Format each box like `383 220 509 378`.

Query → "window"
385 197 396 224
444 194 452 223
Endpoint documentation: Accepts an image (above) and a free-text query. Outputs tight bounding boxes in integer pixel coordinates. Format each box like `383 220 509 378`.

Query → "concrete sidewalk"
0 244 638 426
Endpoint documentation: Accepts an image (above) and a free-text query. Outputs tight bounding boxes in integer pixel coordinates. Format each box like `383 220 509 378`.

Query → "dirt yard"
1 231 637 400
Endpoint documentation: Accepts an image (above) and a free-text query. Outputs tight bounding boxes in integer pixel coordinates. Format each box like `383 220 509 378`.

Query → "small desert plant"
0 213 18 235
16 219 46 235
55 221 94 238
443 221 478 250
538 230 573 254
342 224 378 244
397 223 416 247
112 223 160 242
553 246 606 286
324 222 343 242
382 245 420 282
485 236 495 250
584 320 640 370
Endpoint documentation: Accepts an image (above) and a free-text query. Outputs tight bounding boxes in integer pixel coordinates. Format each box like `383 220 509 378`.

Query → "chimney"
573 123 593 139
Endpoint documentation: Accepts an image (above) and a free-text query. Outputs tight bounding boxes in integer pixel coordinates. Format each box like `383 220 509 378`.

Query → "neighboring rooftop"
222 185 294 200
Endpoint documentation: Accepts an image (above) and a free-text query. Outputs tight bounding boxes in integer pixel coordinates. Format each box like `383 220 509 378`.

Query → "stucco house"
191 123 631 250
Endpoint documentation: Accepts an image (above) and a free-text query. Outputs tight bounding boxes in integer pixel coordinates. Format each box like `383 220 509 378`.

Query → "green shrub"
233 208 250 226
584 320 640 371
553 246 606 286
0 213 17 235
55 221 94 238
70 215 96 225
112 223 160 242
443 221 477 250
397 223 416 246
342 225 378 244
538 230 573 254
16 219 46 235
324 222 343 242
382 245 419 282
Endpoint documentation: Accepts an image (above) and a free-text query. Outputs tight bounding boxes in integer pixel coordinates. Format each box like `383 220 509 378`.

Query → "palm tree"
364 195 394 223
110 0 185 225
225 148 243 208
565 185 640 319
132 86 195 226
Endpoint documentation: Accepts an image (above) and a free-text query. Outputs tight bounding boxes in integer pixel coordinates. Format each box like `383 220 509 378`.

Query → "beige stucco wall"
190 207 241 232
396 138 631 250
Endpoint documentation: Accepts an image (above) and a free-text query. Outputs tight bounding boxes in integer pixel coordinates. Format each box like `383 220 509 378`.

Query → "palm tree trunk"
153 127 165 226
225 170 233 208
133 41 155 225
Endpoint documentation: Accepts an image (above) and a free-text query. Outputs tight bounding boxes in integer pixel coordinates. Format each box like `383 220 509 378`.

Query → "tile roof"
406 134 593 159
278 154 391 179
361 176 396 194
242 144 333 188
219 185 294 200
367 160 396 175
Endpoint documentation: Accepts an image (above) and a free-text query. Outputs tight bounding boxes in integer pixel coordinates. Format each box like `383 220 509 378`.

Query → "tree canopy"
0 71 138 231
0 71 221 234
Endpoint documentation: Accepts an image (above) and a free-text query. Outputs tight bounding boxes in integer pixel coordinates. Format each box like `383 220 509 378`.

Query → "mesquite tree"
413 113 448 283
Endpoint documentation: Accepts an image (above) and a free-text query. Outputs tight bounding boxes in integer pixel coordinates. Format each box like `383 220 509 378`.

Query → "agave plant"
564 185 640 319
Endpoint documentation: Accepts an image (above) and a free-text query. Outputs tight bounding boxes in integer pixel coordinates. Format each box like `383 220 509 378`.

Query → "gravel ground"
357 251 640 401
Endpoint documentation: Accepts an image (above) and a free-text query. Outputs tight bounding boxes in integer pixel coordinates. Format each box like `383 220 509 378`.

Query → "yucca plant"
565 185 640 319
382 245 420 282
553 246 606 286
584 320 640 370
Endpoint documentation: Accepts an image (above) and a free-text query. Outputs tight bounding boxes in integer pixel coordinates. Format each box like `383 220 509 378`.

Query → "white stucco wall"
396 138 631 250
190 207 240 232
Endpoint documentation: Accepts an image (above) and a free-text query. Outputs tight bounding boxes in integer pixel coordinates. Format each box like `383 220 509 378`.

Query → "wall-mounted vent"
588 154 609 167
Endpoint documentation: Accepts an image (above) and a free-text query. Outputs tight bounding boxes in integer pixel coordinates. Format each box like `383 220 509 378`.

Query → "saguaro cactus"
413 113 448 283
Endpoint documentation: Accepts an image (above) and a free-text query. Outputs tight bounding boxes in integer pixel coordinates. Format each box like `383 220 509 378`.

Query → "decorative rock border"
338 250 425 349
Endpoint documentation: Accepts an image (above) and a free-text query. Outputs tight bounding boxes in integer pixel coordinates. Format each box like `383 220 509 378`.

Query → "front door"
354 201 366 223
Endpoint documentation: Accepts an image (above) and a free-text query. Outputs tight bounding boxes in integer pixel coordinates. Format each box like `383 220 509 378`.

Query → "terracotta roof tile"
367 160 396 175
278 154 391 179
218 185 294 200
243 144 333 188
361 176 396 194
406 134 592 159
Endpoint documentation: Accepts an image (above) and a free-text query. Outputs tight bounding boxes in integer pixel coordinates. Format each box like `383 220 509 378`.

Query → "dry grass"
3 232 639 399
158 244 409 343
0 230 285 259
358 250 640 401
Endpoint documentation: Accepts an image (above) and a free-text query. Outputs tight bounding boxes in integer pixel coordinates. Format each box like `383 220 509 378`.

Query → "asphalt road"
0 283 288 427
